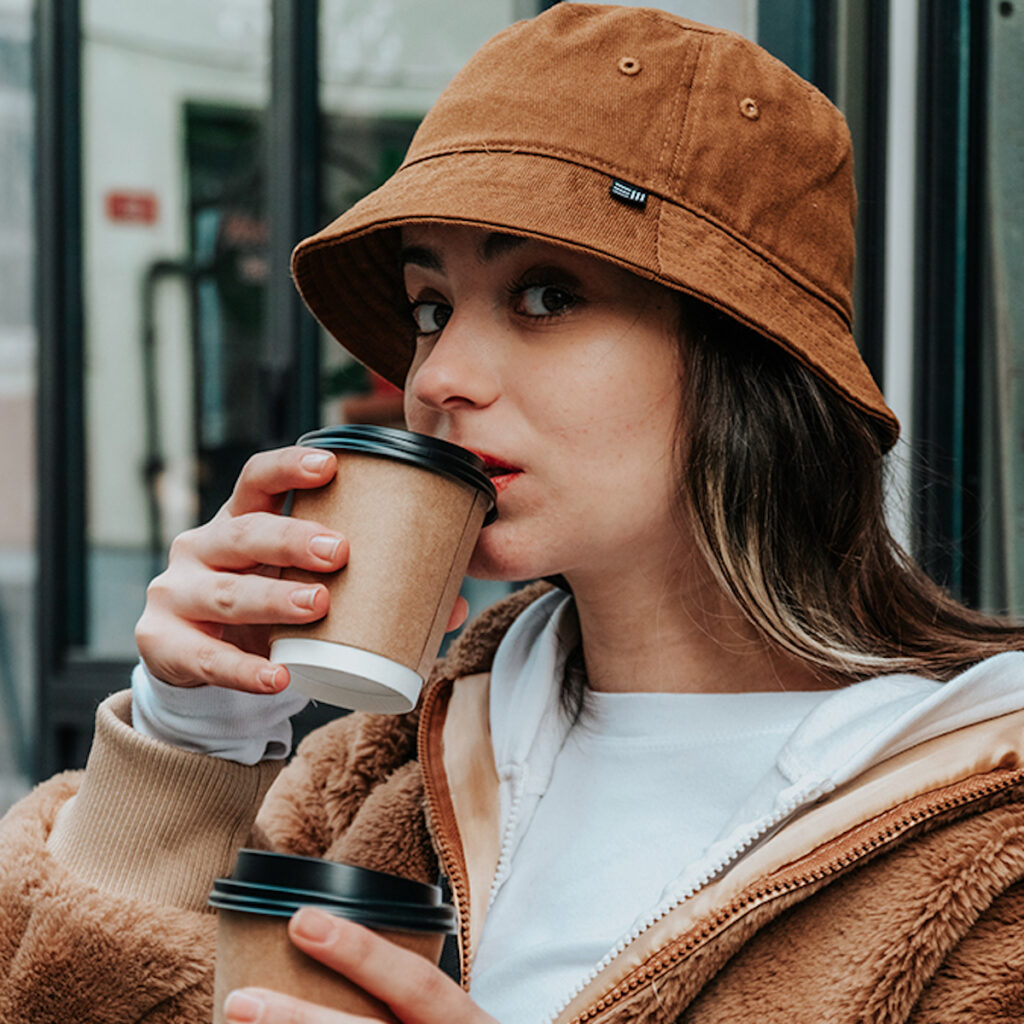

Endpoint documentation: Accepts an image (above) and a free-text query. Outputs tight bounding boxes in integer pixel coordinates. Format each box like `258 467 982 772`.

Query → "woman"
4 6 1024 1023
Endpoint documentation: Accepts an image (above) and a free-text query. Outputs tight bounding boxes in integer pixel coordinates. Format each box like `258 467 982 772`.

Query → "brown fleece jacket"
1 586 1024 1023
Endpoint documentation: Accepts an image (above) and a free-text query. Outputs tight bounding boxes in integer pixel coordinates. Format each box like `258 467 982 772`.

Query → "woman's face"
401 223 684 586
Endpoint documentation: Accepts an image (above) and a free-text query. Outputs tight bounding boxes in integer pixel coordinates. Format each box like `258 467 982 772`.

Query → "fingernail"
301 452 330 472
294 906 337 943
291 586 320 611
225 990 264 1022
259 666 283 690
309 534 341 561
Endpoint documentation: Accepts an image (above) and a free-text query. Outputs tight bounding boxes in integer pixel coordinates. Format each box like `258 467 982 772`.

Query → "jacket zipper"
418 677 476 989
487 765 525 908
548 780 831 1021
563 767 1024 1024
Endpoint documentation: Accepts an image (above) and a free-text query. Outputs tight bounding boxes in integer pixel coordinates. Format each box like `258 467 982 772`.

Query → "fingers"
287 910 496 1024
137 443 473 695
223 987 378 1023
446 596 469 633
136 616 290 692
136 497 350 691
223 447 337 517
147 569 332 630
136 569 328 691
176 512 348 573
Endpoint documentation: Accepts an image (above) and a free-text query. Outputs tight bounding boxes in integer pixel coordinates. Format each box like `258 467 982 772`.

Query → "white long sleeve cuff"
130 659 309 764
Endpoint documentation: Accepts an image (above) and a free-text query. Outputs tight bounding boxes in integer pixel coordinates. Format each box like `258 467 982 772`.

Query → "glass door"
36 0 534 775
80 0 272 658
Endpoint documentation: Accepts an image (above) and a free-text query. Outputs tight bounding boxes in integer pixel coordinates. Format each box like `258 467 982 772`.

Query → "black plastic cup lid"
208 885 454 932
297 424 497 525
208 849 457 934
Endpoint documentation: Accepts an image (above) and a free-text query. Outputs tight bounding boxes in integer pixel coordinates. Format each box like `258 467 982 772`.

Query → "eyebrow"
480 232 528 261
399 244 443 271
399 231 530 272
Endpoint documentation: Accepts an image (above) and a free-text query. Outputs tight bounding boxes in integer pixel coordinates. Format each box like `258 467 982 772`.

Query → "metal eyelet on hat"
740 97 760 120
617 56 641 75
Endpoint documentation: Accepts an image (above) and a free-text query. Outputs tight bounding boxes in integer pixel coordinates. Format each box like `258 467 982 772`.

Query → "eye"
410 301 451 334
515 284 577 317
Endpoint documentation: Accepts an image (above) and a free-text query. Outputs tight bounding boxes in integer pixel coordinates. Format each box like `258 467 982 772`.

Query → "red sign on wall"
105 190 159 225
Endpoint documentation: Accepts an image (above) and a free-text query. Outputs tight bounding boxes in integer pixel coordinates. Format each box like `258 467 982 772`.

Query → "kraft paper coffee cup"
269 425 497 713
210 849 457 1024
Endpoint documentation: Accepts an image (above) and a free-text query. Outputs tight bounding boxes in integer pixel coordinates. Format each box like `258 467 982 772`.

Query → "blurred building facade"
0 0 33 805
1 0 1022 795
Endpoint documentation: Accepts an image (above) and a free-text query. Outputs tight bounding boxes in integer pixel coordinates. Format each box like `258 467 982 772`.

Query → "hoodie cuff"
47 691 283 913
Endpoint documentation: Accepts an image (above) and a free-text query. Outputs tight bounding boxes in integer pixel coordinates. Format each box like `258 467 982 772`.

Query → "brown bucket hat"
291 3 899 448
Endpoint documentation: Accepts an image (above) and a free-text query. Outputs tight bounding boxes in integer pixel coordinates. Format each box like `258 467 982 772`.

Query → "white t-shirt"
469 685 831 1022
468 590 1024 1022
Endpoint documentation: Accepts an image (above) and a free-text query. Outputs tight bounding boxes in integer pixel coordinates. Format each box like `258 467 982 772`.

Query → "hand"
222 907 497 1024
135 446 347 694
135 446 469 695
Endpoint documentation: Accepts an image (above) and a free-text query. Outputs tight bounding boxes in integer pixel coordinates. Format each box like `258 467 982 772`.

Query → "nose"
405 312 500 414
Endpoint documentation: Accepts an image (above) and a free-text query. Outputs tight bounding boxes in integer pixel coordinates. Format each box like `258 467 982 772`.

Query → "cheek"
578 394 681 521
402 396 414 427
402 381 435 435
517 364 627 442
402 361 420 422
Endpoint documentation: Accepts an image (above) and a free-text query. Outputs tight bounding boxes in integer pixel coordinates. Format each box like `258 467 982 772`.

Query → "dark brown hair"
677 297 1023 682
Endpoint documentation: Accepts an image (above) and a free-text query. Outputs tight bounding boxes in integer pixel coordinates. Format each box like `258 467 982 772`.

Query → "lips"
468 449 523 492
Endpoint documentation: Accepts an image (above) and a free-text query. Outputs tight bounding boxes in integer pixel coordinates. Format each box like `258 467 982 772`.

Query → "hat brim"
292 149 898 448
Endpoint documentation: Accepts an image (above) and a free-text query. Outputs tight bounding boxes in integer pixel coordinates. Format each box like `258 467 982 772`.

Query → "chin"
466 528 557 583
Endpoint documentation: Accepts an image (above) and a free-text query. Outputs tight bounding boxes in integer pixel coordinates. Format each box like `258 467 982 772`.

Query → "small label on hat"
609 179 648 209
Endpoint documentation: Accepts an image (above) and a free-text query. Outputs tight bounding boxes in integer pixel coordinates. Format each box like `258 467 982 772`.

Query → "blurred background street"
1 0 1022 803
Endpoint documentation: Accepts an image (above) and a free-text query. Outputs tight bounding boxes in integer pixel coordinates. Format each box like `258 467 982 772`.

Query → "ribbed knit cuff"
47 691 283 913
